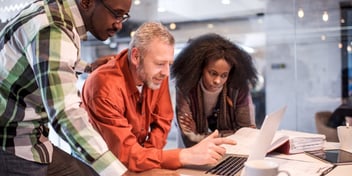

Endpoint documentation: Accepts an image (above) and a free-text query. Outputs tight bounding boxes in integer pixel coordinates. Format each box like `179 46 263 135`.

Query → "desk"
177 142 352 176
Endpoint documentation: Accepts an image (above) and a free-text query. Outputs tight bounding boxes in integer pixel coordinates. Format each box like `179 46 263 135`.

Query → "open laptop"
186 106 287 176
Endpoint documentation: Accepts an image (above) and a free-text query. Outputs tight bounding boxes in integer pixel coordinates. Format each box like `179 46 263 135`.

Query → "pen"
319 165 336 176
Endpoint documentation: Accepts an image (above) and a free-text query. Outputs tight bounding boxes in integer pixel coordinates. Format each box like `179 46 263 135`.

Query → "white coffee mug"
337 126 352 152
243 160 290 176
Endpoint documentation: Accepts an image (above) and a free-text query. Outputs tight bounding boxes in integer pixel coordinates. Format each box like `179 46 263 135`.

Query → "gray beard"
137 65 160 90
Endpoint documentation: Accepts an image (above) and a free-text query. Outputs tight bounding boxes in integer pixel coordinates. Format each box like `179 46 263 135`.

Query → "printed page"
267 157 334 176
222 127 288 155
222 127 259 155
268 133 289 152
278 129 326 140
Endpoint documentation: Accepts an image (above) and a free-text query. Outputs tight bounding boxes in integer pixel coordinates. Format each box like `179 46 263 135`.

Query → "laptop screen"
248 106 287 161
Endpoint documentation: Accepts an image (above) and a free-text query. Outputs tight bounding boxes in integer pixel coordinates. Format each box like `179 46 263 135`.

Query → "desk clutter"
187 107 350 176
179 142 351 176
202 154 335 176
222 127 326 156
217 128 333 176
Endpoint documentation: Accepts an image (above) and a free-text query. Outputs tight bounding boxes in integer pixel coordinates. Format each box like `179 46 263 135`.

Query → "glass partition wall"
265 0 346 132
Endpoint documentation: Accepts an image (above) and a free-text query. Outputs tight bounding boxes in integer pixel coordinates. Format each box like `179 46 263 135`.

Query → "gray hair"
128 22 175 59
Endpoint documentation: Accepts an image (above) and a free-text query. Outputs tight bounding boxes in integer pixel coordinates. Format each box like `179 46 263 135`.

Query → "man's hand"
123 169 180 176
179 130 236 166
90 55 115 71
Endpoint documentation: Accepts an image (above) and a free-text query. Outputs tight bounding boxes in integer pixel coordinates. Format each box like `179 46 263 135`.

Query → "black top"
327 104 352 128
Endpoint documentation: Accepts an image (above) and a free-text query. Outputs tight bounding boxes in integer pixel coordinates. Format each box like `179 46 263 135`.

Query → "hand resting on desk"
179 130 236 166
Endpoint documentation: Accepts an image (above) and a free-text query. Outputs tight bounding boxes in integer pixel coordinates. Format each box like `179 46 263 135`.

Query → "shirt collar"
118 49 140 96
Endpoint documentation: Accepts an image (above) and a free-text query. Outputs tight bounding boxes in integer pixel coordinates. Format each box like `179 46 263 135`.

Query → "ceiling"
0 0 267 51
0 0 266 23
129 0 266 23
121 0 267 52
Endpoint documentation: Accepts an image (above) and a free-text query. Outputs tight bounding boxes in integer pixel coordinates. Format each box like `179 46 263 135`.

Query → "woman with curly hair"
171 33 258 147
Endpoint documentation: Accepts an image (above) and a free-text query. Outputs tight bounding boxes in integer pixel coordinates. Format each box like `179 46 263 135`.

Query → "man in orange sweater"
81 22 236 172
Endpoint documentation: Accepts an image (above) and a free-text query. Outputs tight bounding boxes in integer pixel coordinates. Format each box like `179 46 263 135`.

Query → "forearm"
122 140 181 171
160 149 183 169
88 111 175 172
176 90 205 146
74 55 115 74
57 108 127 175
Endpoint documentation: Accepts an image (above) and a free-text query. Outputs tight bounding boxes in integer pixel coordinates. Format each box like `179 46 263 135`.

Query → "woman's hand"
178 113 196 132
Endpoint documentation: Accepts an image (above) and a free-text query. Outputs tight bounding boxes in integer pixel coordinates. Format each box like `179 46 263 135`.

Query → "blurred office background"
1 0 351 150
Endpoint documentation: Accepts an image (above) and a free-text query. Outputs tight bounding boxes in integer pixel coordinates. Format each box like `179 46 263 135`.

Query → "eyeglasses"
99 0 130 23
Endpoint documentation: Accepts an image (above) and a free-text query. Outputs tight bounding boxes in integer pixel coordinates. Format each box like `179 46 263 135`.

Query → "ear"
130 48 140 66
80 0 93 9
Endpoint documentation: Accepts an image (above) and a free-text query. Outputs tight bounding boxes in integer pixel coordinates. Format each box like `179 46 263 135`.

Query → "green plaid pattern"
0 0 126 175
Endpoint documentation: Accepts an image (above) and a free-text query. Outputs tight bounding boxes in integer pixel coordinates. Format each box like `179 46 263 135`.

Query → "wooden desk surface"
326 165 351 176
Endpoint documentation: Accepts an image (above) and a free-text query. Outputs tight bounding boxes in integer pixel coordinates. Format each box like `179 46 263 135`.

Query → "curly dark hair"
171 33 258 95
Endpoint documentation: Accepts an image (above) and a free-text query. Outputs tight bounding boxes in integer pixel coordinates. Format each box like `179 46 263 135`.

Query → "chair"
314 111 339 142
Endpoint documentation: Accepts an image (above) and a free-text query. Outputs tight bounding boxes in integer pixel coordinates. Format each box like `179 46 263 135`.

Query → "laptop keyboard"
205 156 248 176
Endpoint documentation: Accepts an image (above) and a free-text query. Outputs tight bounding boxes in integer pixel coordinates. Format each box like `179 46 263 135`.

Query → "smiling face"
87 0 132 41
201 58 231 92
136 38 174 90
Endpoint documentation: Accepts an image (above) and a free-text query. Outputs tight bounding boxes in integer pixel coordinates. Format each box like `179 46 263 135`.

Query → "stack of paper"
274 130 326 154
222 128 326 155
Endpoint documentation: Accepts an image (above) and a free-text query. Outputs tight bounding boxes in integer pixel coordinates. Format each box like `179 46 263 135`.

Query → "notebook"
203 106 287 176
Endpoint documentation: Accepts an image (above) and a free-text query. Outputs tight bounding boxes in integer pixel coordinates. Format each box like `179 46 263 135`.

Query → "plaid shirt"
0 0 126 175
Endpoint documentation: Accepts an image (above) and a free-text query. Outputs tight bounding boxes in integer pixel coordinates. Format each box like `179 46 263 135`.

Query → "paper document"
222 127 288 155
267 157 334 176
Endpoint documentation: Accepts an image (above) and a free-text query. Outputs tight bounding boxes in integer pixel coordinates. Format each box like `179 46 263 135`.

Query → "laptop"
186 106 287 176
